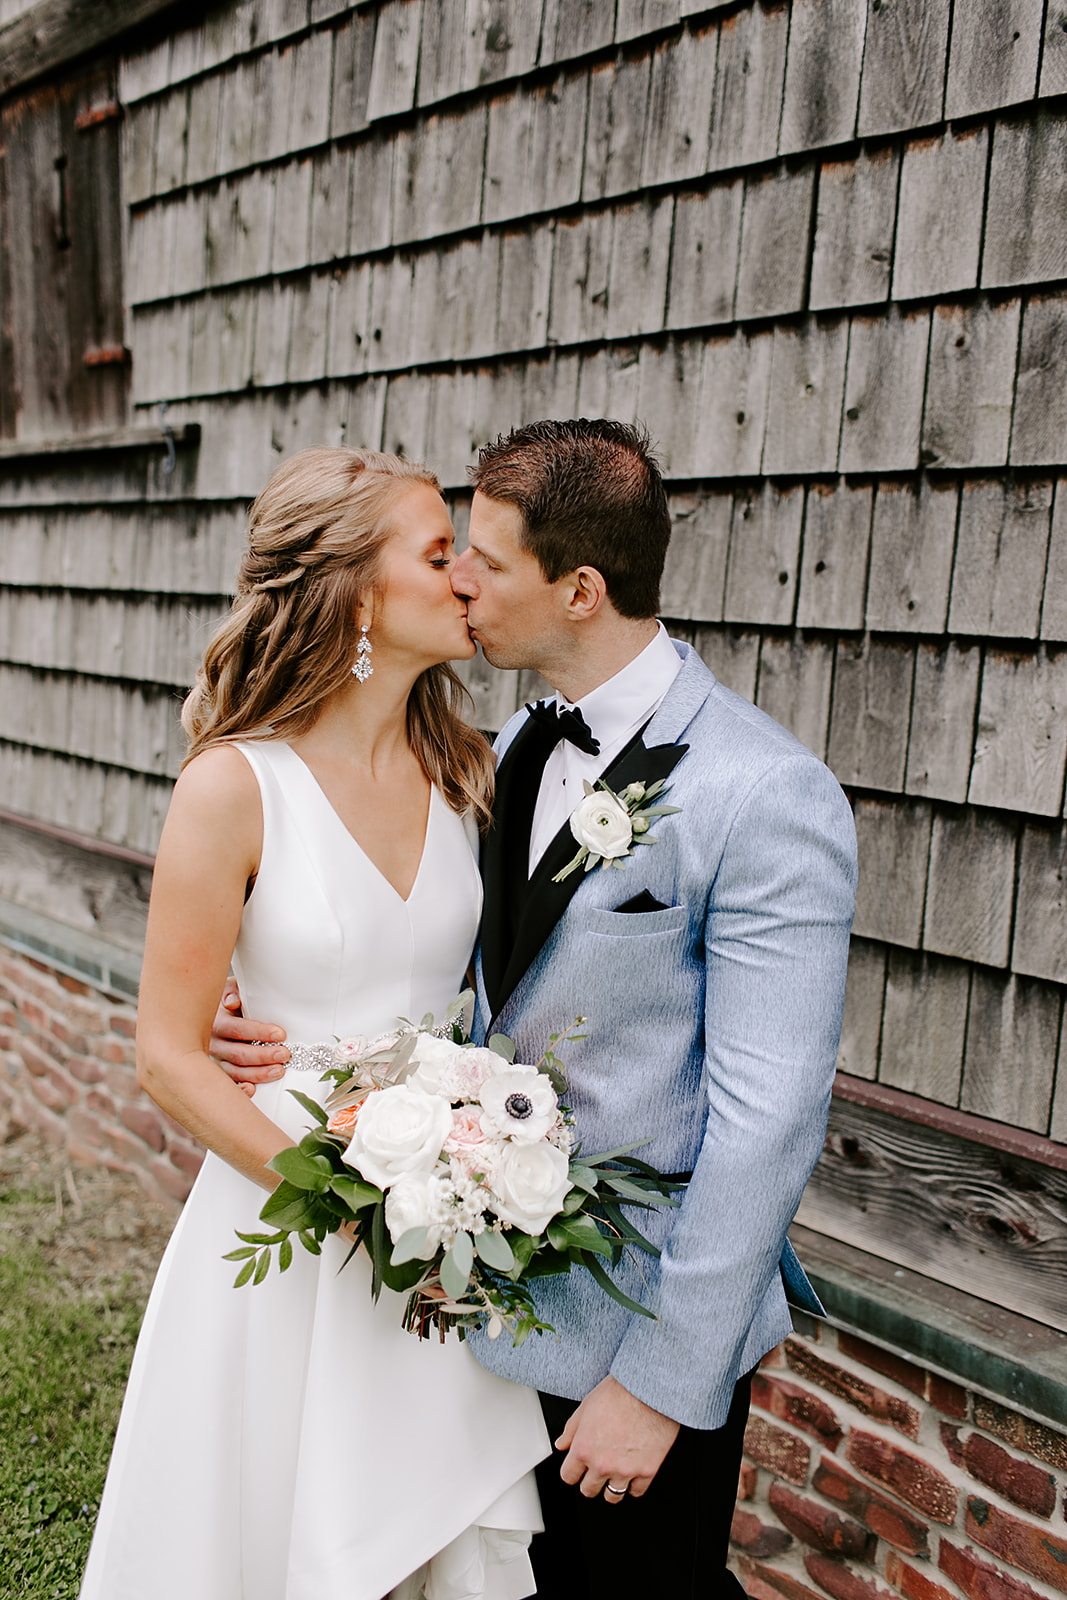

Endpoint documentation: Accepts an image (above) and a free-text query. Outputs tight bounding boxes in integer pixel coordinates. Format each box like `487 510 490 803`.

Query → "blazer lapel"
480 712 558 1008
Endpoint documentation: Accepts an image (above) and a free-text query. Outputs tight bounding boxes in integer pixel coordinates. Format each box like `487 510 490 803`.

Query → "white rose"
491 1141 572 1234
479 1071 559 1143
407 1033 470 1096
384 1171 447 1255
343 1083 453 1190
570 789 633 860
333 1035 367 1064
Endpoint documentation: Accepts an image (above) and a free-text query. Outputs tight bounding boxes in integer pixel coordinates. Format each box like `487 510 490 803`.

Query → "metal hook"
159 401 176 476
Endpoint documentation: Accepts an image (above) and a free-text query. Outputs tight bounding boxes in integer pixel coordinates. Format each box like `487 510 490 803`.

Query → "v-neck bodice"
230 741 482 1041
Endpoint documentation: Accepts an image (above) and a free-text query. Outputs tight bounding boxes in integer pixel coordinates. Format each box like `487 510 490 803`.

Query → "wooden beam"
0 0 192 100
0 422 199 462
0 805 155 870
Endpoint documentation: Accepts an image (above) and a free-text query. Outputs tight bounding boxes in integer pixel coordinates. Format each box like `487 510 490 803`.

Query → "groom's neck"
540 615 660 704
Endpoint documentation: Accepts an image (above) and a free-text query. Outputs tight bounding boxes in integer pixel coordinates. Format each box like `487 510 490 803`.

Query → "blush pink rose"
444 1106 491 1153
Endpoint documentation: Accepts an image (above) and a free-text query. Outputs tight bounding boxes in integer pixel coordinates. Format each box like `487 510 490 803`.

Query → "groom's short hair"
469 418 671 620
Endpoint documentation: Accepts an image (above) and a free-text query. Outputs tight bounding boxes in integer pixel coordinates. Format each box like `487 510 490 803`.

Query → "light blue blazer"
467 641 857 1430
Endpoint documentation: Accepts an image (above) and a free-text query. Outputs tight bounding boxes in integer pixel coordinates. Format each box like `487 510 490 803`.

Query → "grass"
0 1139 175 1599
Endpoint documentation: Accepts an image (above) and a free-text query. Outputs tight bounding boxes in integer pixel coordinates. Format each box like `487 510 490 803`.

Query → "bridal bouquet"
226 992 686 1344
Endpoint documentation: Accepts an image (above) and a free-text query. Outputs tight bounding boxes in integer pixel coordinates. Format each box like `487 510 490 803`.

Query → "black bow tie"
524 699 601 756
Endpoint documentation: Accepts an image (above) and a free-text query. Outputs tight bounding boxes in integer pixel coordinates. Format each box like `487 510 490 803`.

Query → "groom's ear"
563 565 607 621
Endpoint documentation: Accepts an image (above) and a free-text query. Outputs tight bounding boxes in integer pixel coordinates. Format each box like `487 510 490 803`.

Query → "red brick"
754 1372 845 1451
786 1342 921 1440
762 1343 790 1368
48 1017 89 1052
167 1141 204 1181
927 1375 968 1419
768 1484 875 1561
118 1102 166 1154
885 1550 957 1600
108 1012 137 1039
67 1055 104 1084
965 1496 1067 1592
60 993 105 1033
731 1507 793 1558
148 1156 193 1203
738 1557 823 1599
104 1126 149 1166
747 1416 812 1486
846 1432 957 1524
43 1066 77 1108
67 1108 105 1147
739 1463 758 1501
19 1040 50 1078
972 1404 1067 1474
837 1333 926 1399
99 1038 134 1065
940 1537 1049 1599
104 1063 141 1099
19 999 49 1032
86 1089 116 1117
57 973 91 997
941 1428 1056 1519
813 1457 930 1556
32 1074 70 1113
802 1553 896 1599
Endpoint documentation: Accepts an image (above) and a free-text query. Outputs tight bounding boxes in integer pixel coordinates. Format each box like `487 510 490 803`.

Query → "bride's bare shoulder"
167 743 262 835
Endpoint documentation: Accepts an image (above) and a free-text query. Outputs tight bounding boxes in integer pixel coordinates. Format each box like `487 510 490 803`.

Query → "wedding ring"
605 1482 628 1497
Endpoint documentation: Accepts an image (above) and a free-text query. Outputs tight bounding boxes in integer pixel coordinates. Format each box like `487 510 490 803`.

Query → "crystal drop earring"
351 623 373 683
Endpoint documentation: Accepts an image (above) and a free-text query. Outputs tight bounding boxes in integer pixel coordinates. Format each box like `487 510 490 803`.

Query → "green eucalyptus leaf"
452 1229 474 1277
297 1229 322 1256
252 1249 271 1286
233 1256 257 1288
278 1236 293 1273
440 1247 470 1300
474 1230 515 1271
391 1227 430 1265
487 1033 516 1062
223 1246 257 1262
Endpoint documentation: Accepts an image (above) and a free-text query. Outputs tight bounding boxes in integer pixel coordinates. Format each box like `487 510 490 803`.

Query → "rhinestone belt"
281 1040 337 1073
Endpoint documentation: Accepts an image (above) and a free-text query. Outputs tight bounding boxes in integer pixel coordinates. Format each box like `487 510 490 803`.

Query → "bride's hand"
210 979 290 1097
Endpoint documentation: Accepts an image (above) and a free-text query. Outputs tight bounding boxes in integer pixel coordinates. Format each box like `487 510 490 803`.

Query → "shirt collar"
557 623 681 749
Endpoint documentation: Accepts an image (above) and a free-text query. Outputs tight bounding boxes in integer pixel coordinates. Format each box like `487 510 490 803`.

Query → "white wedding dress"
80 742 549 1600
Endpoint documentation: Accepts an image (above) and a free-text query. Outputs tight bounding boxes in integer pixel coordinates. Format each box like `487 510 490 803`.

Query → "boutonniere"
552 778 681 883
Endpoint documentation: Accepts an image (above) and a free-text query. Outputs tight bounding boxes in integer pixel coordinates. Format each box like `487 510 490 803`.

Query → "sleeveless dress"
80 742 550 1600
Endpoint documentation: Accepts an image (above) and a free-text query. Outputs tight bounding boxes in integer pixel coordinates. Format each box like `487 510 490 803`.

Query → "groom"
214 420 856 1596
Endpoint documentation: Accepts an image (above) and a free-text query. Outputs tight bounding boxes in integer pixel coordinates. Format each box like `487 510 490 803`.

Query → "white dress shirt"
528 623 682 873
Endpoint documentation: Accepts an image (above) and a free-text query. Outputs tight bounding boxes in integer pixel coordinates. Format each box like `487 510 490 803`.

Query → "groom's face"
451 492 567 674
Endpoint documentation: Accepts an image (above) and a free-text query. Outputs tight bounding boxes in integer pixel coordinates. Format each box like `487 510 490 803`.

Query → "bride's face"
370 485 476 671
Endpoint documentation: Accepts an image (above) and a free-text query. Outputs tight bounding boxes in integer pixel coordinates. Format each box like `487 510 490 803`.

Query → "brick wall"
734 1327 1067 1600
0 942 200 1205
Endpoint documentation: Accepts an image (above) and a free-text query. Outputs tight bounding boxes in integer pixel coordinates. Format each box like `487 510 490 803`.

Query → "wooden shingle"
836 937 887 1081
392 105 487 245
1040 5 1067 96
708 0 789 172
290 29 333 151
205 172 276 288
423 369 479 485
734 163 816 322
615 0 682 41
519 350 582 426
1014 821 1067 982
723 481 804 626
694 329 772 477
485 72 587 224
216 57 259 172
1010 297 1067 467
809 148 898 312
893 128 987 301
866 479 958 634
545 209 613 347
969 648 1067 816
582 55 651 202
191 290 257 394
329 6 377 136
795 481 872 631
879 949 968 1103
575 345 641 421
948 478 1052 639
253 44 296 164
640 25 717 186
542 0 614 61
660 490 731 622
287 273 331 383
271 159 314 274
381 371 432 462
1039 481 1067 642
309 145 354 266
365 253 415 370
349 138 395 254
779 0 867 155
461 0 544 93
251 281 295 387
603 196 673 340
413 0 467 105
755 632 833 759
689 624 760 701
123 100 157 207
325 263 371 378
153 86 188 195
497 225 553 354
961 971 1059 1133
829 636 915 792
366 0 423 122
921 299 1021 470
856 0 950 137
924 808 1017 968
838 309 930 473
851 797 932 948
665 181 742 331
944 0 1043 119
984 111 1067 290
762 316 848 476
635 339 705 477
186 74 223 188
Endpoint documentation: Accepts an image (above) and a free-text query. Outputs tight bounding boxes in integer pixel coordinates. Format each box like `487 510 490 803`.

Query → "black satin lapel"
490 735 690 1024
480 715 556 1009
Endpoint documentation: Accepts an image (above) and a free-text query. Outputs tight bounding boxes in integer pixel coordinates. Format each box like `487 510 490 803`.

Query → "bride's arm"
136 744 295 1192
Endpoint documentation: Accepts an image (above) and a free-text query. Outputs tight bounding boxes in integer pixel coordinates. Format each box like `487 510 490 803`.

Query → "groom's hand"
209 978 290 1096
556 1374 679 1499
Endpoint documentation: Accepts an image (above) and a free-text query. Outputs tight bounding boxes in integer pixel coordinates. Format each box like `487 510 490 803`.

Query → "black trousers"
530 1373 752 1598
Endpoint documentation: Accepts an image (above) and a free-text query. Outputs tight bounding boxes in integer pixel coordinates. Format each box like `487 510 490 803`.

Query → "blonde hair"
181 447 494 826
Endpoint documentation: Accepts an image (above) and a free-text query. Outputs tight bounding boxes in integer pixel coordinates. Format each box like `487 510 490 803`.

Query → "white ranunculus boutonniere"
552 777 681 883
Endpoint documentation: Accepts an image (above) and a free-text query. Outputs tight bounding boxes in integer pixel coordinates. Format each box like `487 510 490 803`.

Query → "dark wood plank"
866 479 958 634
779 0 867 154
734 162 816 321
797 1093 1067 1332
762 316 849 475
640 23 718 185
839 308 930 472
857 0 950 136
962 970 1059 1134
755 632 833 760
1014 822 1067 984
924 809 1017 968
850 796 932 948
723 481 804 627
983 111 1067 290
0 0 185 97
809 147 898 312
944 0 1043 118
968 648 1067 817
893 127 987 301
922 299 1021 471
582 54 652 202
908 643 979 806
948 478 1052 639
828 639 915 792
708 0 789 172
660 490 731 622
666 180 743 331
836 936 886 1082
795 481 872 631
879 948 969 1103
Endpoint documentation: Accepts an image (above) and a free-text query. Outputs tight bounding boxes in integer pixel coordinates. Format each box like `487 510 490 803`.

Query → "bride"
79 447 550 1600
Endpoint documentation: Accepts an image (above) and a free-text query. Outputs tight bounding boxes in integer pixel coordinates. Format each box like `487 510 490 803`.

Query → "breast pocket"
585 903 688 939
